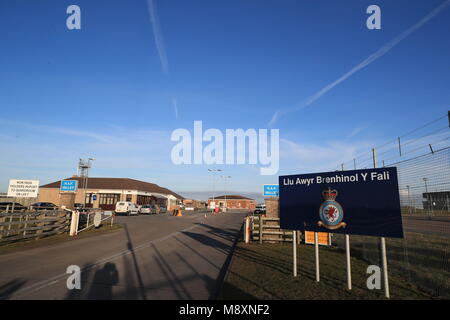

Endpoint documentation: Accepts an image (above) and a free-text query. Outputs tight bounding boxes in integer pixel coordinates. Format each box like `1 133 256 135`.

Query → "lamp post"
221 176 231 210
406 185 411 215
82 158 95 207
208 169 222 212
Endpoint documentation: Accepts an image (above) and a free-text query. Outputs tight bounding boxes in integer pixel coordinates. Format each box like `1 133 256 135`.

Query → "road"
0 210 247 300
402 215 450 237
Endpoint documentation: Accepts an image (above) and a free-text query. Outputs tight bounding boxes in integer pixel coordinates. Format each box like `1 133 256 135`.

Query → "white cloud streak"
269 0 450 126
147 0 169 76
172 97 178 119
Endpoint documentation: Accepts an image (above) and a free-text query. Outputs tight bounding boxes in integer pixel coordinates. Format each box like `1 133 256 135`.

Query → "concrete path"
0 210 247 300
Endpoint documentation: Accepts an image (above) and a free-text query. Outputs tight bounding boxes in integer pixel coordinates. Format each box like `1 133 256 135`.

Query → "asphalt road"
0 210 248 300
402 215 450 237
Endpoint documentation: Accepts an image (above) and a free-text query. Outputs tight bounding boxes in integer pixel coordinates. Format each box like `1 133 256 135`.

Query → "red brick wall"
208 199 255 210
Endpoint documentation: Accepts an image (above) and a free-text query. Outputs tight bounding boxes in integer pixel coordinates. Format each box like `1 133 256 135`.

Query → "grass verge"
219 240 435 300
0 223 122 255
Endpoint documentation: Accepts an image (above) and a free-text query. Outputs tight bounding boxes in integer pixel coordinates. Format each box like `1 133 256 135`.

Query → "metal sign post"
293 230 297 277
373 147 390 299
345 234 352 290
314 232 320 282
381 237 390 298
341 164 352 290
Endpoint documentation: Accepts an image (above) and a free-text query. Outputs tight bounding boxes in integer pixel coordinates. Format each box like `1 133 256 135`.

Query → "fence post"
0 216 4 240
23 214 29 236
35 214 46 239
6 215 13 237
69 211 79 236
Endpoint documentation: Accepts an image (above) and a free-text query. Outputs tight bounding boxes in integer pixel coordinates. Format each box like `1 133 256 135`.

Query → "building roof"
208 195 254 201
40 177 184 199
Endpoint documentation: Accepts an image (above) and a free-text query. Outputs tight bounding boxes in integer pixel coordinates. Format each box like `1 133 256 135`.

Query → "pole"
341 164 352 290
245 216 250 244
345 234 352 290
259 216 263 244
314 232 320 282
11 197 16 213
373 147 390 298
407 186 411 214
381 237 390 298
293 230 297 277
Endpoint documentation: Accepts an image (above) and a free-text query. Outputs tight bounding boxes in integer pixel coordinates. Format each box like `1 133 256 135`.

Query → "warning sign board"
304 231 331 246
7 179 39 198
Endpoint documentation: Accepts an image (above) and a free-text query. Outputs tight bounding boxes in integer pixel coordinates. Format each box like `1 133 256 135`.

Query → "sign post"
314 232 320 282
345 234 352 290
373 148 390 299
341 164 352 291
293 230 297 277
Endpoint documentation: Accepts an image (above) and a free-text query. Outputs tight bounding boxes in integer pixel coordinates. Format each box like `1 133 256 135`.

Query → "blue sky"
0 0 449 196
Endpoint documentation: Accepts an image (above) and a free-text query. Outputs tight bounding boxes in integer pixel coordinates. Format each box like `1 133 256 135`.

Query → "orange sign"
304 231 331 246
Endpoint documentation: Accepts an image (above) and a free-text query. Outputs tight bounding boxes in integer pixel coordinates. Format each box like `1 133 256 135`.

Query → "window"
137 195 151 205
85 193 94 205
99 193 120 205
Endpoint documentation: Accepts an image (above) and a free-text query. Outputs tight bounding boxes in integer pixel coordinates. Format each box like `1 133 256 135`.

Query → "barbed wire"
336 112 449 171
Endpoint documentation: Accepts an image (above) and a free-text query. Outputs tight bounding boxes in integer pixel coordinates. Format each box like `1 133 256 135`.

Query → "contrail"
172 97 179 119
147 0 180 119
147 0 169 76
269 0 450 126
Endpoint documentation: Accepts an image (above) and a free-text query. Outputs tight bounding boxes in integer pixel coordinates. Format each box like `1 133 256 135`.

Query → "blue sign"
92 195 97 201
264 184 279 196
60 180 78 192
279 167 403 238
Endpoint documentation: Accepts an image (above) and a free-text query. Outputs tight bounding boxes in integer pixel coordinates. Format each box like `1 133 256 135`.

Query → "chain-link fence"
332 114 450 299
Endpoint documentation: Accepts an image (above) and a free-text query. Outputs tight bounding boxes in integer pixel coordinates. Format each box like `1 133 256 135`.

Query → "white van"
115 201 140 216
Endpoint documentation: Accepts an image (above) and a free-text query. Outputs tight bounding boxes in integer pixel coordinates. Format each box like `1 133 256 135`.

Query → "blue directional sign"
263 184 279 196
60 180 78 192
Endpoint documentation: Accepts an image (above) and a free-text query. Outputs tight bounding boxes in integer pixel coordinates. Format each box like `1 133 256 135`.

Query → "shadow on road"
0 279 27 300
86 263 119 299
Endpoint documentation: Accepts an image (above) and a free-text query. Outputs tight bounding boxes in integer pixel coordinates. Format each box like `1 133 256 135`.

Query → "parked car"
115 201 140 216
254 204 266 215
139 205 153 214
159 205 167 213
31 202 58 211
0 202 27 212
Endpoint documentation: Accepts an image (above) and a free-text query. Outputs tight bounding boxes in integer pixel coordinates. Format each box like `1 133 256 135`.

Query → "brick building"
207 195 256 210
38 177 184 211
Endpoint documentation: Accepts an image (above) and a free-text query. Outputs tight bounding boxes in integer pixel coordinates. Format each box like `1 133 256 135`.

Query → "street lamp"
221 176 231 210
208 169 222 211
82 158 95 207
406 185 411 214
